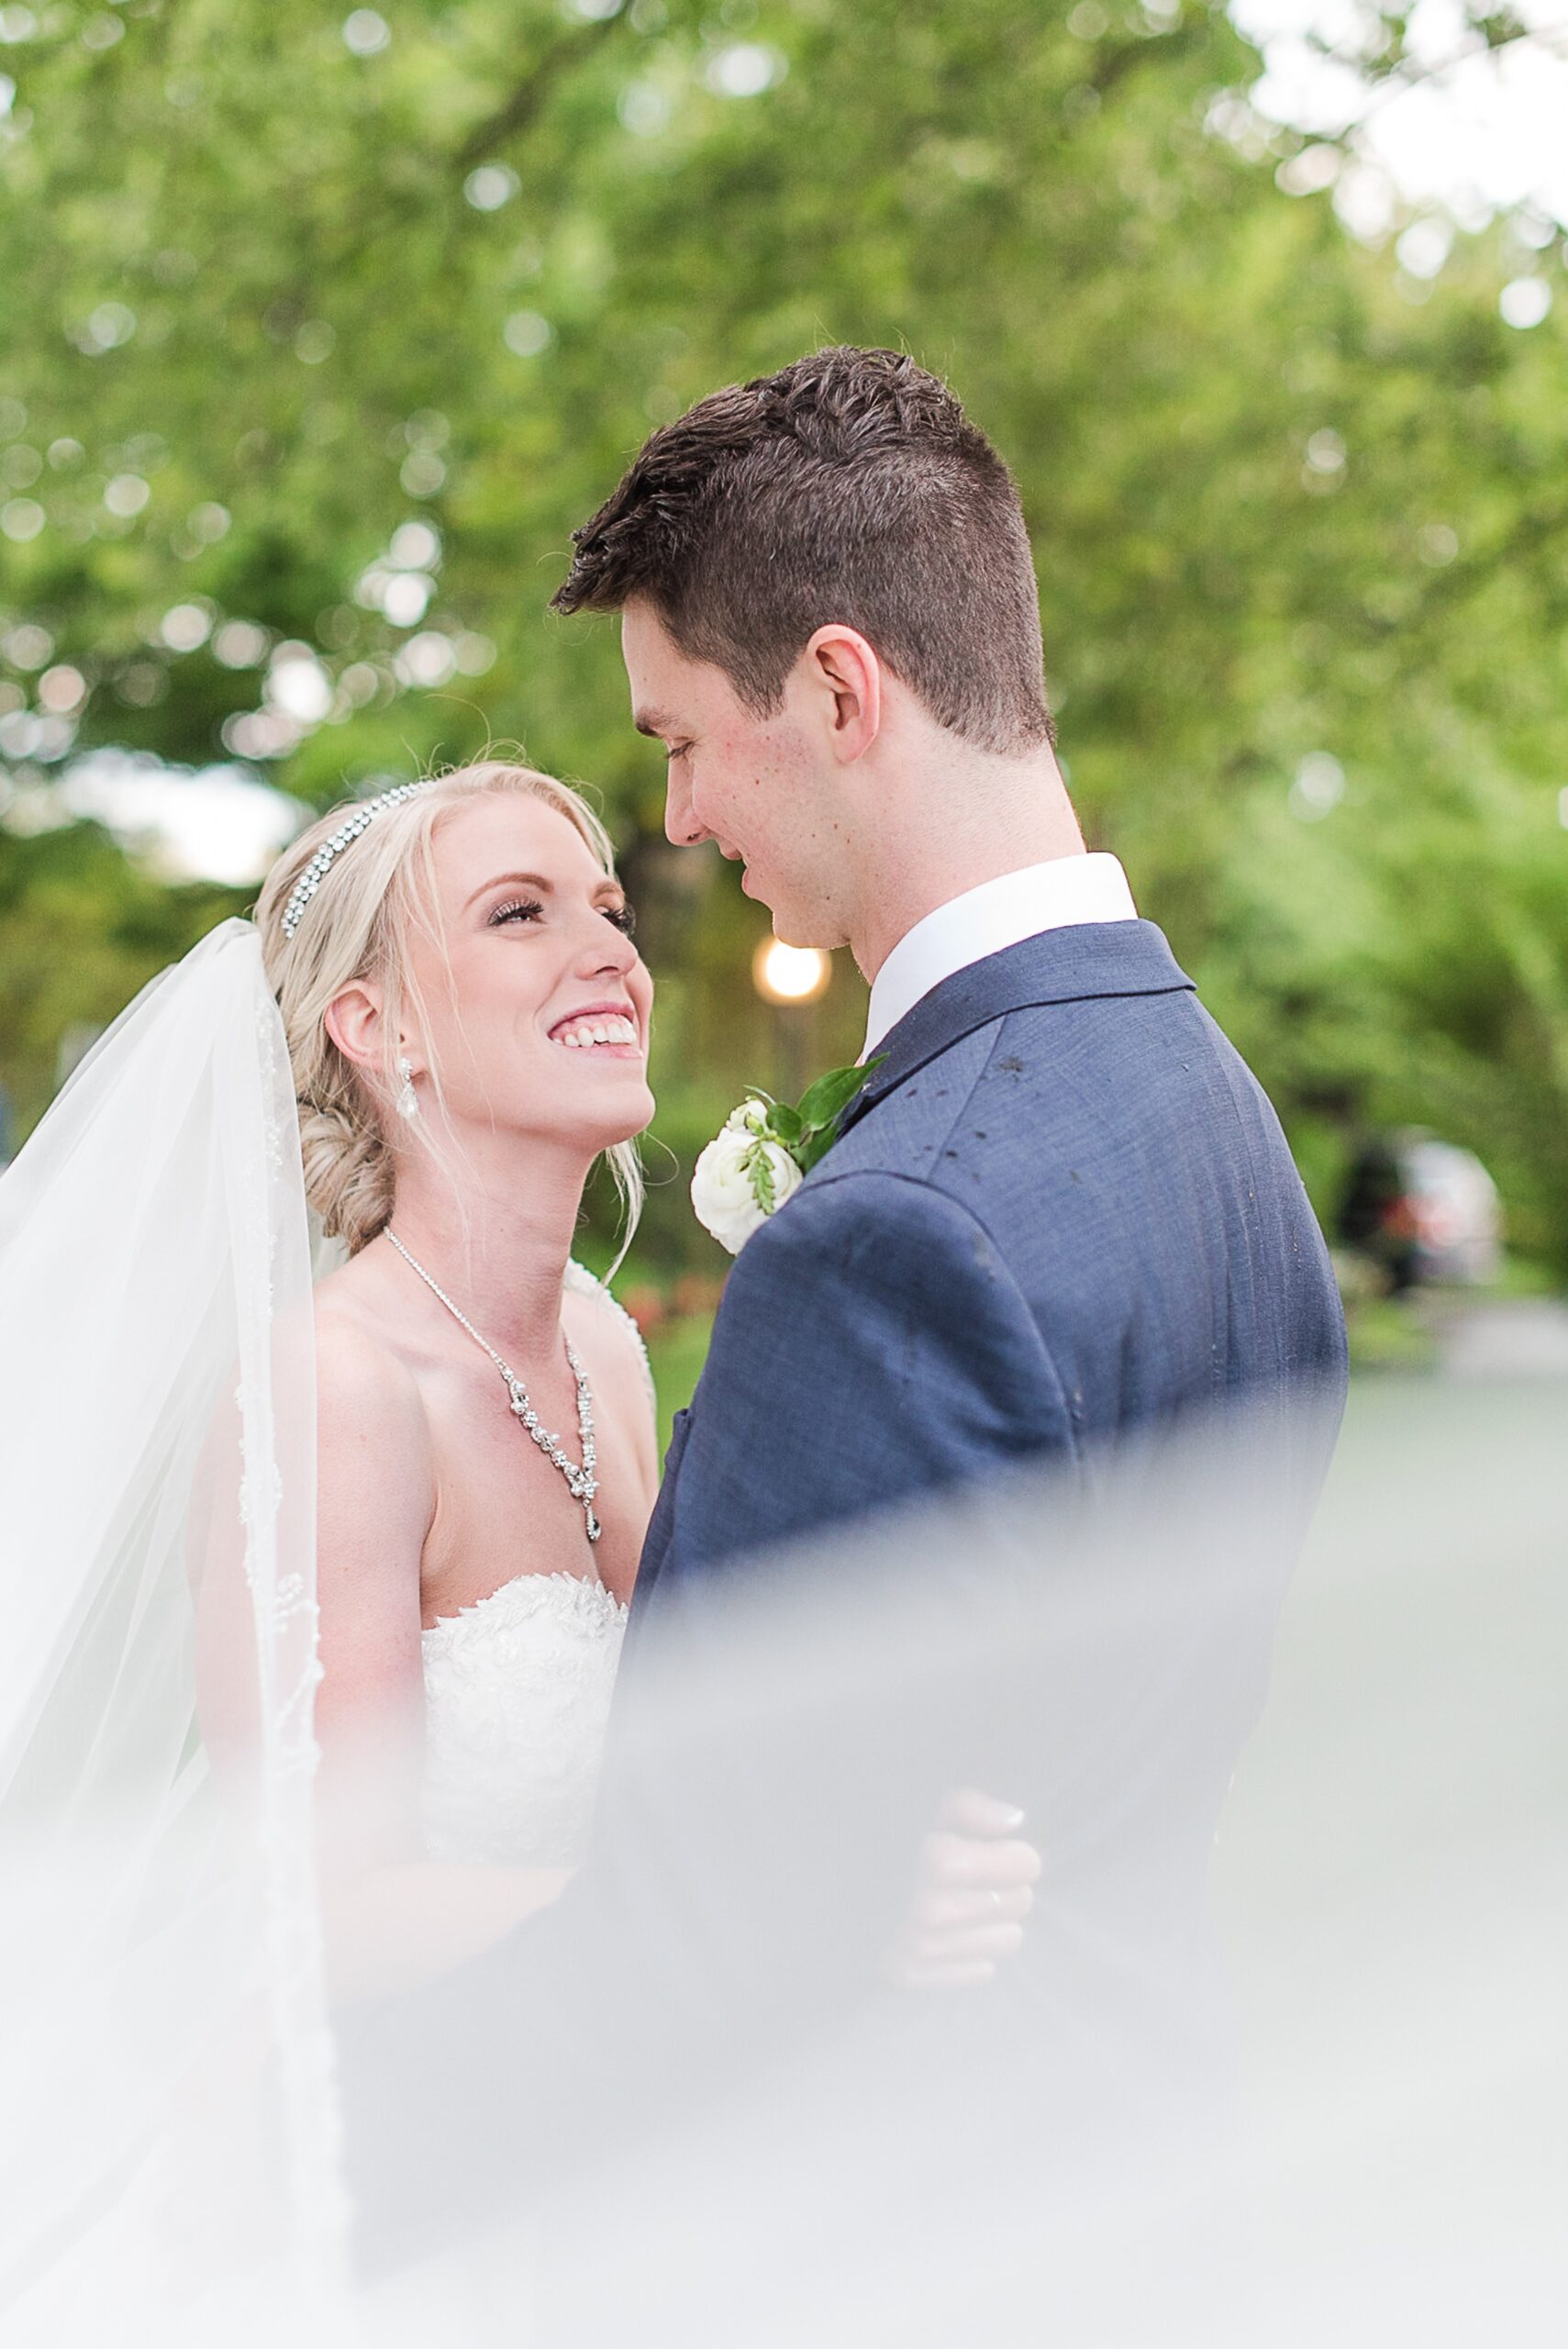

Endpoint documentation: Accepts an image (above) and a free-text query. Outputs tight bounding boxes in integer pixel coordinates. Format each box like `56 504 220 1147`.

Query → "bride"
0 757 1032 2336
259 762 661 1960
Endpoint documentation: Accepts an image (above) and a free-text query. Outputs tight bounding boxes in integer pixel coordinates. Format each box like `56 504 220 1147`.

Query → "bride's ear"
323 981 388 1075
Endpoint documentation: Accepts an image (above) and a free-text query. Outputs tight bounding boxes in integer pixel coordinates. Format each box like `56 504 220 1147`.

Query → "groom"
552 346 1348 1595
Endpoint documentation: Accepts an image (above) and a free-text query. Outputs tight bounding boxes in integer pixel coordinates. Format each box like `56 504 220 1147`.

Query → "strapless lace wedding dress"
417 1263 643 1870
422 1569 628 1865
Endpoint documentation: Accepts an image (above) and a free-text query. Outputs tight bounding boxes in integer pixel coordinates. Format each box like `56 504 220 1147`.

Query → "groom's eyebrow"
633 709 673 738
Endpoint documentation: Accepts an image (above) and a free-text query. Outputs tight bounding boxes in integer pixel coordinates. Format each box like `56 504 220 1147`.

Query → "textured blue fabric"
636 918 1348 1609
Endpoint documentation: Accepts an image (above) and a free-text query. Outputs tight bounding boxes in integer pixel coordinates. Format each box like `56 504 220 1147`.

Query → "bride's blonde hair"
255 760 644 1258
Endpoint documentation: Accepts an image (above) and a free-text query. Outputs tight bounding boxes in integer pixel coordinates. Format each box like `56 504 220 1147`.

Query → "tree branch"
453 10 628 173
1304 18 1568 124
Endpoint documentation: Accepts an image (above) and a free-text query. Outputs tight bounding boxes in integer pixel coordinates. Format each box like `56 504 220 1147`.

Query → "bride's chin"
588 1085 657 1150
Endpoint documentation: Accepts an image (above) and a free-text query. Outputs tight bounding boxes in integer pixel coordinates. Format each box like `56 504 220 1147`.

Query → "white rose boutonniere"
690 1060 884 1256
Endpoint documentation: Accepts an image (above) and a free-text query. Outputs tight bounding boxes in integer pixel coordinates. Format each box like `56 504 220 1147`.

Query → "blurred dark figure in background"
1339 1130 1502 1292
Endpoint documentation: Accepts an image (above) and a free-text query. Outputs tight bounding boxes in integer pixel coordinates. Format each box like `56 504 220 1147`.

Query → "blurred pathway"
1419 1294 1568 1381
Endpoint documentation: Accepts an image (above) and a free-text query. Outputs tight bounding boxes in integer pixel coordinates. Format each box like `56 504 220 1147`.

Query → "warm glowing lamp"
752 939 830 1005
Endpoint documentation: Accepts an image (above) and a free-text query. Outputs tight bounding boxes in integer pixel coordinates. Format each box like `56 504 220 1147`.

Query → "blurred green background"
2 0 1565 1430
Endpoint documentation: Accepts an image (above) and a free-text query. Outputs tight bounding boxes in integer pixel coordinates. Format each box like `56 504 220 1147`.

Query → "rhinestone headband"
281 782 430 941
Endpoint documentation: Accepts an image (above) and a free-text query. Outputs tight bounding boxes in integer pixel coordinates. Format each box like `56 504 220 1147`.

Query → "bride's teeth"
553 1013 636 1048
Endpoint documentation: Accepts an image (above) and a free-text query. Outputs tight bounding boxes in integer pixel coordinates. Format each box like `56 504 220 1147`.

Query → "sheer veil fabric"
0 920 345 2333
2 914 1561 2349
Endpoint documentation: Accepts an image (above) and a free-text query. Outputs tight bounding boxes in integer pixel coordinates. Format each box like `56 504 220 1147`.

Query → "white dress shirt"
862 852 1139 1058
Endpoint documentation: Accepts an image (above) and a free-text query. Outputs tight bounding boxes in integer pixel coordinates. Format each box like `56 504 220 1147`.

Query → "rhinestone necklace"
385 1229 600 1544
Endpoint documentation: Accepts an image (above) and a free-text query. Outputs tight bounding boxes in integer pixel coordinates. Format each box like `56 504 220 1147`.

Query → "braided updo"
254 761 640 1256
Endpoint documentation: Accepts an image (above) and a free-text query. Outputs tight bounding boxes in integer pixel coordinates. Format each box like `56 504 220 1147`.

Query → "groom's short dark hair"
551 347 1054 756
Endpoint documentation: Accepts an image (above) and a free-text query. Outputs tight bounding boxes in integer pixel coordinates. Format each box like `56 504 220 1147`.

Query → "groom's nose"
663 767 706 849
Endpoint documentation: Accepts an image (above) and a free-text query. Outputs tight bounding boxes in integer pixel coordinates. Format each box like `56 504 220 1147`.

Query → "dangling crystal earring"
395 1055 419 1122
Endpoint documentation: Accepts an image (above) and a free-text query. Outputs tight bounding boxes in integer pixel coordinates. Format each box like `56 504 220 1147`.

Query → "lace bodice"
421 1569 628 1866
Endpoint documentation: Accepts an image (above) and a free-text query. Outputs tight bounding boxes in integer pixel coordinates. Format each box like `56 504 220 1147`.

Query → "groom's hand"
884 1788 1040 1990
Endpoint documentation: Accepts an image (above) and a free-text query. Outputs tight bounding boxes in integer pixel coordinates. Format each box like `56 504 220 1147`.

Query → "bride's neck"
384 1130 595 1364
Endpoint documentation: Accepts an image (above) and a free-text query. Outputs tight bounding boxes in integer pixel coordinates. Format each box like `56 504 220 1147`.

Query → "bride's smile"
377 789 656 1157
549 1005 642 1055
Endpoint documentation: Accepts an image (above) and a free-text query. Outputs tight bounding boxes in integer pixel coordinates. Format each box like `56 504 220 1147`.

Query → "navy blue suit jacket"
637 918 1347 1609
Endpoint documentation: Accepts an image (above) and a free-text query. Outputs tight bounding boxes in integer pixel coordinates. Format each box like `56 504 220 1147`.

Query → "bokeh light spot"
38 664 86 714
753 939 830 1004
1 496 45 541
213 619 272 670
4 623 53 669
382 572 433 628
342 9 390 57
1499 278 1551 329
1289 752 1345 822
464 165 519 212
161 604 213 653
103 473 150 518
394 632 458 688
503 309 553 358
706 42 785 98
388 520 441 571
83 301 137 352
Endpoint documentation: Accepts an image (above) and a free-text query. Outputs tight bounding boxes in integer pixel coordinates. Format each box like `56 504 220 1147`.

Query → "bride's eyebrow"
463 870 552 912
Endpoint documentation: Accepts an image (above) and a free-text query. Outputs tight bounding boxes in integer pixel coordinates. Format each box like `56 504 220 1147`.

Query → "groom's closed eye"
633 712 692 762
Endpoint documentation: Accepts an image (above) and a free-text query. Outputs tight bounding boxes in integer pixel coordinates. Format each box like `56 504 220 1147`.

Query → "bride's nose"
571 913 638 981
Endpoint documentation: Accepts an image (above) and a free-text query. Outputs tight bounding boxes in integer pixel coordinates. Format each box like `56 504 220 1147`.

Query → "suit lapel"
840 919 1195 1136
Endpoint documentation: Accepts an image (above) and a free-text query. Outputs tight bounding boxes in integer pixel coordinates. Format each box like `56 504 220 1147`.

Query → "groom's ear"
800 625 882 763
324 981 388 1074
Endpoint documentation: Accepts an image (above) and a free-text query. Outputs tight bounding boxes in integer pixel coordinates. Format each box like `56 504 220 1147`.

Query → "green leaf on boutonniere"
747 1140 777 1213
795 1060 881 1133
773 1056 886 1174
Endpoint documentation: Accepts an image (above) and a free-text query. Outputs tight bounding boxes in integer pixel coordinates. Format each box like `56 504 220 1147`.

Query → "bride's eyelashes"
485 894 637 936
488 896 545 928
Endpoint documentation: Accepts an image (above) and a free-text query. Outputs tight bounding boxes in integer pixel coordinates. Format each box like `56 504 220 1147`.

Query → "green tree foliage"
0 818 247 1128
1 1 1564 1256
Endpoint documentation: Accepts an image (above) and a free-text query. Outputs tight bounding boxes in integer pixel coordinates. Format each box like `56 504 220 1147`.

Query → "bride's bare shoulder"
311 1280 434 1527
308 1286 432 1712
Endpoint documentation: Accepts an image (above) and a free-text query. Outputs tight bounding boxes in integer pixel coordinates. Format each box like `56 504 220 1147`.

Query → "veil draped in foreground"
0 920 344 2328
1 919 1564 2349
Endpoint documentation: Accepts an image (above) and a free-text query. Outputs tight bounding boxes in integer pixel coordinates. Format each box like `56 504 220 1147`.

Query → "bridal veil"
0 919 344 2332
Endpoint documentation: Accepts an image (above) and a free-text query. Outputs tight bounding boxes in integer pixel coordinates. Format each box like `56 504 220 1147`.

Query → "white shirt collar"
862 852 1138 1059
